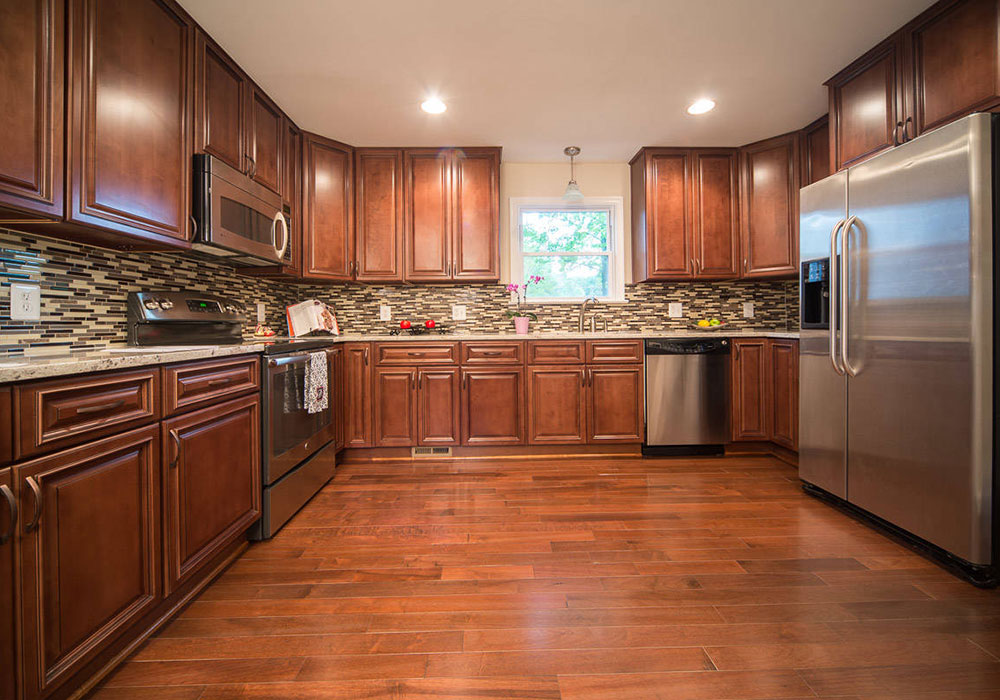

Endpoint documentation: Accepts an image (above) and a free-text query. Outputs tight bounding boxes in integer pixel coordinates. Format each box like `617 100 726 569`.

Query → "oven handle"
268 353 314 368
273 211 289 261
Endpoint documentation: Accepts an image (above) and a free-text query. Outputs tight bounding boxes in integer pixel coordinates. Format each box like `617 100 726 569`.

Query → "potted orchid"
505 275 543 334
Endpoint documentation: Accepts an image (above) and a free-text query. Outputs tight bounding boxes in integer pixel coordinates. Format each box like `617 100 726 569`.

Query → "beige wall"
499 162 631 283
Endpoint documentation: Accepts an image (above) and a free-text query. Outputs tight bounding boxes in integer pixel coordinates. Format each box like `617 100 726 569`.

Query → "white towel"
304 351 328 414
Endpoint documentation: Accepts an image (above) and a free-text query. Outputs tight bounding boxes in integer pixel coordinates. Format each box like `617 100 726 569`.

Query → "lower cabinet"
343 343 373 448
731 338 799 449
770 339 799 450
327 346 345 450
588 365 644 443
527 366 587 444
461 368 525 446
1 467 16 700
417 367 460 446
17 426 162 700
162 394 260 594
374 367 418 447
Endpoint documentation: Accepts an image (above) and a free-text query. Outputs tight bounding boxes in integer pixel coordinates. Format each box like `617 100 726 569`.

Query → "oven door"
263 353 334 484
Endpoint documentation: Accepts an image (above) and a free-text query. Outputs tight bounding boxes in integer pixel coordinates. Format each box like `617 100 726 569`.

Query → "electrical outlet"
668 302 683 318
379 304 392 321
10 283 40 321
743 302 755 319
451 304 467 321
256 302 266 324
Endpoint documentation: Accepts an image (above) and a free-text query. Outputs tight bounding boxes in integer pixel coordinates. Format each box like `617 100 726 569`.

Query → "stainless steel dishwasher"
644 338 730 455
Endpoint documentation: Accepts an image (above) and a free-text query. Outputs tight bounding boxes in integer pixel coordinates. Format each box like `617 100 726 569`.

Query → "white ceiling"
180 0 936 162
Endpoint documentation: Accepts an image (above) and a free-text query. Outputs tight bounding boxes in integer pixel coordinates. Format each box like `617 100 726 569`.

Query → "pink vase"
513 316 530 335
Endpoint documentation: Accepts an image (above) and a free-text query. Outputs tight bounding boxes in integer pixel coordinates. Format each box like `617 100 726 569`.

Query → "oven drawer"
163 355 260 416
460 341 524 365
374 342 458 366
16 368 161 459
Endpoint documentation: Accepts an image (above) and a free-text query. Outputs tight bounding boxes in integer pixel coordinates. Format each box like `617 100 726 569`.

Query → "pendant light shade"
562 146 584 201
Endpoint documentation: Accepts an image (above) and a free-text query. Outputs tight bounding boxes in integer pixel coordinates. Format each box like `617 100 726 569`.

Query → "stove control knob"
143 299 161 310
158 299 174 310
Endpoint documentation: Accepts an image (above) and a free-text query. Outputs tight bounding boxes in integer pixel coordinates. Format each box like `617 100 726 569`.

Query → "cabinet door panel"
453 149 500 281
527 367 586 445
18 427 161 700
327 347 345 450
693 151 739 278
740 133 798 278
405 149 451 281
910 0 1000 135
0 468 15 700
588 365 644 443
418 368 460 446
770 339 799 450
461 368 524 446
303 134 353 280
731 340 770 441
374 368 417 447
163 395 259 594
249 87 282 194
194 31 246 173
343 343 372 448
647 151 693 279
356 148 403 281
67 0 192 243
0 0 64 219
800 115 830 187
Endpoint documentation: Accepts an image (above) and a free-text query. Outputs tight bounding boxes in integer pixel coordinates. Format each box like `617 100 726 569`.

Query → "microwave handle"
273 211 289 261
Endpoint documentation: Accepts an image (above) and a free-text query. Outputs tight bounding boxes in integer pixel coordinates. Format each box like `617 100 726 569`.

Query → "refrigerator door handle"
829 218 846 375
840 215 862 377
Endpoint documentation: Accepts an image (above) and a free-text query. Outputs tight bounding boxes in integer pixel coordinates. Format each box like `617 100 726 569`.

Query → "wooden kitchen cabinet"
0 467 15 700
630 148 739 281
248 86 283 194
731 338 771 441
417 368 461 446
302 132 354 280
461 368 525 446
194 30 248 174
162 394 259 594
0 0 65 221
327 346 345 450
587 365 644 443
65 0 194 245
739 132 799 279
343 343 373 448
374 368 418 447
403 147 501 282
799 114 831 187
527 366 587 444
18 426 162 700
770 339 799 450
355 148 404 281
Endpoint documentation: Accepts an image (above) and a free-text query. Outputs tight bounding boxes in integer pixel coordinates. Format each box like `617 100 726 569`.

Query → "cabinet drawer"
163 355 260 416
460 341 524 365
586 340 643 363
375 342 458 365
527 340 585 364
16 368 161 459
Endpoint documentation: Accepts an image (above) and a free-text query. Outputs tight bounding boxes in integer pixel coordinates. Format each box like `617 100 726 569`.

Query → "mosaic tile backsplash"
0 228 799 354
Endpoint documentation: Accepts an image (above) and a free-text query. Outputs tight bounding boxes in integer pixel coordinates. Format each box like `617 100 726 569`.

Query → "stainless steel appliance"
126 291 245 345
644 338 730 455
192 154 289 266
253 338 338 539
799 113 996 583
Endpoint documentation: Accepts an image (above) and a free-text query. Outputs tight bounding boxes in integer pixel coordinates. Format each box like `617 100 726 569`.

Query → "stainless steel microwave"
192 154 288 266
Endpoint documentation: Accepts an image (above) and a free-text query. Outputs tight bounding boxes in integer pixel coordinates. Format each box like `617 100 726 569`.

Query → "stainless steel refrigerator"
799 113 996 580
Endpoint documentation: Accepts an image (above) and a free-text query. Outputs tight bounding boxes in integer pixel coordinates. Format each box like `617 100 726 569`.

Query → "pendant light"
562 146 584 201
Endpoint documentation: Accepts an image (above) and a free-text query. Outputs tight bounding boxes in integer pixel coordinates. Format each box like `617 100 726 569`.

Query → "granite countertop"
0 329 799 383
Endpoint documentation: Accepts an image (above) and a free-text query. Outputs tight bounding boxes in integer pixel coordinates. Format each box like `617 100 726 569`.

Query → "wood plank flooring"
92 455 1000 699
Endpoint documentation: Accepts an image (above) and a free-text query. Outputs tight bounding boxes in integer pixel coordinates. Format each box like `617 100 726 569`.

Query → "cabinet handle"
418 372 423 389
190 215 198 238
481 351 502 356
364 347 369 365
408 351 425 357
743 257 748 271
207 377 234 387
462 372 467 390
24 476 42 534
76 399 125 415
902 116 913 142
893 121 902 147
0 485 16 545
411 374 415 390
246 154 256 178
169 429 181 468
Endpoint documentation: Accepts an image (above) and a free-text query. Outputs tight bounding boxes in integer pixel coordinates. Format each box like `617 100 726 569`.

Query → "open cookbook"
286 299 339 337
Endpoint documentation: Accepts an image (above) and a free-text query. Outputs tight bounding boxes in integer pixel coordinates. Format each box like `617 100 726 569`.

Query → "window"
511 197 625 302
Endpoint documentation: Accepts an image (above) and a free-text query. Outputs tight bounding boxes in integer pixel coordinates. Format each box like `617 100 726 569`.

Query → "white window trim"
509 196 626 304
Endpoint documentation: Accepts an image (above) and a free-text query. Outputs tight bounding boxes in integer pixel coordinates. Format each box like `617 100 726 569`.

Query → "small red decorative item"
425 319 436 329
400 320 411 329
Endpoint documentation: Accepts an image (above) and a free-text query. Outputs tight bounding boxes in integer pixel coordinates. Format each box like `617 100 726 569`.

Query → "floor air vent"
411 447 452 458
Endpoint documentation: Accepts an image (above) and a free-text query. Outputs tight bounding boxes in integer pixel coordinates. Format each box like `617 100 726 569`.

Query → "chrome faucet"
578 297 598 333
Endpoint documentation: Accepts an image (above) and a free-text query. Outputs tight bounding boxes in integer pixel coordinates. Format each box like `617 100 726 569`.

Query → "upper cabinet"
828 0 1000 172
404 147 501 283
302 132 354 281
355 148 404 282
630 148 738 282
0 0 65 221
248 86 283 193
799 114 831 187
66 0 193 245
739 132 799 279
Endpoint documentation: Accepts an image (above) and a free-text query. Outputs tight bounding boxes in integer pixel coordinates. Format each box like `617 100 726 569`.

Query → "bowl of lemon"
693 318 725 330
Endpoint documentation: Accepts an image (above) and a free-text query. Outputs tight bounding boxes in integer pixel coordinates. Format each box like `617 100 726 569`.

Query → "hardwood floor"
92 455 1000 699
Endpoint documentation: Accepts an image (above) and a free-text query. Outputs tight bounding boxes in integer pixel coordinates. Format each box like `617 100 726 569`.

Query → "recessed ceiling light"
687 98 716 115
421 97 447 114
